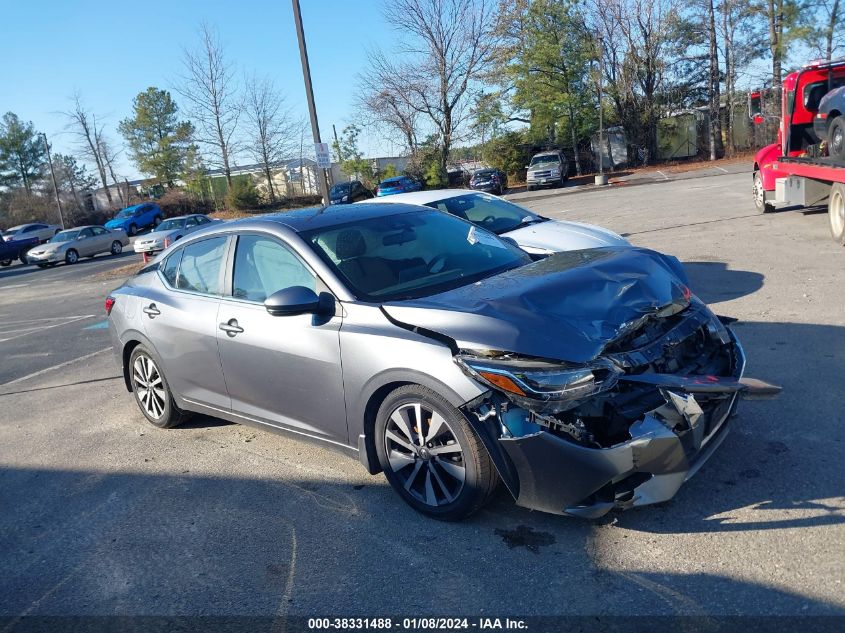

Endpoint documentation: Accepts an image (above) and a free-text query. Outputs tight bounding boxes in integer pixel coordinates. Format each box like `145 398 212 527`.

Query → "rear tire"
374 384 498 521
753 172 775 214
829 116 845 161
18 253 28 265
128 224 138 237
829 183 845 245
128 345 188 429
65 249 79 265
153 216 162 227
0 260 11 267
111 241 123 255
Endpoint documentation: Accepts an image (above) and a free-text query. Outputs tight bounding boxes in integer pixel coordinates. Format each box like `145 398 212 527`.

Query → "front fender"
754 143 782 191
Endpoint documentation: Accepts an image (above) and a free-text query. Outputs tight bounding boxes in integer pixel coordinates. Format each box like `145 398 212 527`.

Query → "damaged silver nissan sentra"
108 203 780 520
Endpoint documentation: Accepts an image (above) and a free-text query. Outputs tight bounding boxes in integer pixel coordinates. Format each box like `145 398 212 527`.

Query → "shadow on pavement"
0 251 137 282
1 464 842 617
682 261 765 305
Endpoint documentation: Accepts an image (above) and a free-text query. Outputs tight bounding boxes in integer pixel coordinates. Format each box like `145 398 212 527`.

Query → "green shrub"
226 176 260 210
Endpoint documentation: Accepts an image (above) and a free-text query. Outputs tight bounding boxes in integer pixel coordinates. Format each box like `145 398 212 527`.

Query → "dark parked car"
469 168 508 195
108 203 778 521
814 85 845 160
0 234 39 266
375 175 422 197
330 180 374 205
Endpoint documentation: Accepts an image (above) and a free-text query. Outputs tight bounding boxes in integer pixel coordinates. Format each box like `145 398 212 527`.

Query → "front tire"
111 240 123 255
753 172 775 214
129 345 187 429
18 253 28 265
829 116 845 161
128 224 138 237
374 385 498 521
65 249 79 265
829 183 845 245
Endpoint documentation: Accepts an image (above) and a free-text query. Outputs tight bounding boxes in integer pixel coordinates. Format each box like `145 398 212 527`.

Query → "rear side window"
175 237 228 295
161 250 183 287
232 235 315 302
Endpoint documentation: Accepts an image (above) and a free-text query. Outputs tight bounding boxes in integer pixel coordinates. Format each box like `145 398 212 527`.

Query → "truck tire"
830 183 845 245
829 116 845 161
753 172 775 214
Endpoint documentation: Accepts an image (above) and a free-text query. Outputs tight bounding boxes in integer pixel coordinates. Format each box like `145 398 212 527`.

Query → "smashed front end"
457 300 779 518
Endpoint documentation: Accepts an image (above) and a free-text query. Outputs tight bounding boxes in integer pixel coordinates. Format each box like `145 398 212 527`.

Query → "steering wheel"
428 254 448 273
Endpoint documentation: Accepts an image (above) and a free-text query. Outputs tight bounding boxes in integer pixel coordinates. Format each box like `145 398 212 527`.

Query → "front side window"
78 228 94 239
92 227 108 235
175 236 228 295
304 209 529 301
232 235 315 302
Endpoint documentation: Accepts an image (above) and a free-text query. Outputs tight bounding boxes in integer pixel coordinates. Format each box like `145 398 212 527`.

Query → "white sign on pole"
315 142 331 169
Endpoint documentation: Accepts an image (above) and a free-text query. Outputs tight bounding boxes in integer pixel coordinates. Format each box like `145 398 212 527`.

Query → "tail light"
105 296 116 315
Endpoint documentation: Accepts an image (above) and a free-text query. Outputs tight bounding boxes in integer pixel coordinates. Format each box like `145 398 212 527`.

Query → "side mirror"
265 286 333 317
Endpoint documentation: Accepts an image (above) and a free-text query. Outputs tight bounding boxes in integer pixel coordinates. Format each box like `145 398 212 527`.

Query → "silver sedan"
26 225 129 267
107 203 777 521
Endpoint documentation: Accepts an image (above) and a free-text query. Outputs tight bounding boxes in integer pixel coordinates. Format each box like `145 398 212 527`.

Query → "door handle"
143 303 161 318
219 319 244 337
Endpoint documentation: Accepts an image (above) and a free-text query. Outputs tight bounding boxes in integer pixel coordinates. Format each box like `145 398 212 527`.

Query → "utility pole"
595 34 608 186
292 0 330 204
42 133 65 228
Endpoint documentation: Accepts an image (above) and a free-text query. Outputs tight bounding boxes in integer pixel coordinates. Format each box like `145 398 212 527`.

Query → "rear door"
215 233 347 442
90 226 112 253
75 228 96 255
141 236 231 410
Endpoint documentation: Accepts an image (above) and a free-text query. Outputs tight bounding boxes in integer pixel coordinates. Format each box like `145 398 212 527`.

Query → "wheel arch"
120 331 162 393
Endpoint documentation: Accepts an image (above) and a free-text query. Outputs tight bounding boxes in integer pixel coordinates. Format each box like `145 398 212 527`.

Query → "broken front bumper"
483 335 779 518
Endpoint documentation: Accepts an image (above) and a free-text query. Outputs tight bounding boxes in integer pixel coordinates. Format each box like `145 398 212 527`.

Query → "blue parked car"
104 203 164 236
375 175 422 197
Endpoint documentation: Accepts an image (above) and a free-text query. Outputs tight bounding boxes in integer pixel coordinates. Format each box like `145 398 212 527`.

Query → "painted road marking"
0 315 95 343
0 348 111 389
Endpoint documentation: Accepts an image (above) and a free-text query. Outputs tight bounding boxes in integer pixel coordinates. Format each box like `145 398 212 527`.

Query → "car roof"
364 189 487 206
227 202 433 233
61 225 100 231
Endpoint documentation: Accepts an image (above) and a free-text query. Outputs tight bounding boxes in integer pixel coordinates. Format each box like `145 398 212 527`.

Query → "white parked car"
2 223 61 244
365 189 628 255
133 214 216 256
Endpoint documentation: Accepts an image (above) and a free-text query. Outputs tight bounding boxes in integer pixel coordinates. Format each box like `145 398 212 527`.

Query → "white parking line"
0 314 96 343
656 170 670 181
0 347 111 388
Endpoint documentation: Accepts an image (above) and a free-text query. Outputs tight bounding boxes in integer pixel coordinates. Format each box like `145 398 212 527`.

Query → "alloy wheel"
133 354 166 419
66 250 78 264
111 241 122 255
832 126 844 157
753 174 764 208
383 401 466 507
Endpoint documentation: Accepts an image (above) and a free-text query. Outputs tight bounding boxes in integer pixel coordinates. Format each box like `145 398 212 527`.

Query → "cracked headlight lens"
456 354 620 410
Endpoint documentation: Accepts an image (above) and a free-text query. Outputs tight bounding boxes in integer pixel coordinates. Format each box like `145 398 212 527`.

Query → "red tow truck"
753 58 845 244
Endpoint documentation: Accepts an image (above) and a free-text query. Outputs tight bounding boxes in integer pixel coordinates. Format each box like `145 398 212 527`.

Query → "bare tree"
357 77 421 154
64 93 113 206
364 0 499 183
177 23 241 189
243 75 297 203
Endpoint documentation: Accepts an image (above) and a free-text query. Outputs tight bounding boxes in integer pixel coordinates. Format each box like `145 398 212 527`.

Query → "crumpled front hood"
505 219 629 252
381 247 693 364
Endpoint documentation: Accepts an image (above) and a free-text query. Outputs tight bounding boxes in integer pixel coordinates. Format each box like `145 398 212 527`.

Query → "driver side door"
216 233 347 443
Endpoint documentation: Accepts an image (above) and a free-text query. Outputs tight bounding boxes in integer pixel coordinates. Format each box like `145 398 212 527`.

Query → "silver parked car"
2 222 61 243
26 225 129 267
133 214 216 256
367 189 630 256
107 203 778 520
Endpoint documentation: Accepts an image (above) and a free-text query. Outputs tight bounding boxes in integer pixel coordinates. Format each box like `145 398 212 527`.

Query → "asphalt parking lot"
1 170 843 618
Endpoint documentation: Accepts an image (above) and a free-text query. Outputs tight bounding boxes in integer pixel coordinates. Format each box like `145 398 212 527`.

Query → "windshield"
51 230 80 243
115 208 137 219
425 193 546 235
473 170 495 179
331 183 351 196
303 209 530 301
156 218 186 231
530 155 560 167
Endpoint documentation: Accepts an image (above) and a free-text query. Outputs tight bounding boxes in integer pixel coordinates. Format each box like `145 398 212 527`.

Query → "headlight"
342 195 349 202
456 354 620 412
